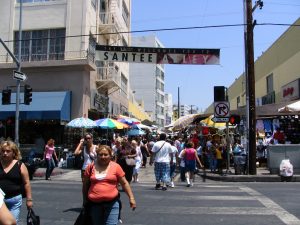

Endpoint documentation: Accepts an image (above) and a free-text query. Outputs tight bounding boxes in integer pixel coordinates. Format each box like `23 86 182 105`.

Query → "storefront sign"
96 45 220 65
94 93 108 113
281 79 300 102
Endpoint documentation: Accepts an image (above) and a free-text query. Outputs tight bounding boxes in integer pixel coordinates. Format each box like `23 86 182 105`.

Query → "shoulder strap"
157 141 166 153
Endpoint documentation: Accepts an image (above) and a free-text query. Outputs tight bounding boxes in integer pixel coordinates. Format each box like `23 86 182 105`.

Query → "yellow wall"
128 101 151 121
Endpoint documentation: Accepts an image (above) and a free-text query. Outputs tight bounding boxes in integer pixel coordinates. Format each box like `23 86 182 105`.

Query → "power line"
3 22 299 43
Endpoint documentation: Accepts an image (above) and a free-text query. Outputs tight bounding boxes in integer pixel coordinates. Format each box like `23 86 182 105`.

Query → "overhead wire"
3 23 299 43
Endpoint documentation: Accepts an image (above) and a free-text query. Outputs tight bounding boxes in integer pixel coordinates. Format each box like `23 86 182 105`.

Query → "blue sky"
131 0 300 112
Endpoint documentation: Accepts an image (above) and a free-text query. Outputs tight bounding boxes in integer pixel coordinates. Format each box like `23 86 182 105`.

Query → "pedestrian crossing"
124 181 300 225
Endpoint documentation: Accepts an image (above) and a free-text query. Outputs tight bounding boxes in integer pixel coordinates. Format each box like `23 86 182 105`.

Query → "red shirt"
85 161 125 203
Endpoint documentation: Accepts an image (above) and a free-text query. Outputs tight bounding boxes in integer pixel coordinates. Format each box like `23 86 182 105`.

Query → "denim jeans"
46 158 55 179
90 200 119 225
4 194 22 223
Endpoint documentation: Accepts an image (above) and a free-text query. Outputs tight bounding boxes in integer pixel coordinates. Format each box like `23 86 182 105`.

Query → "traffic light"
214 86 227 101
2 89 11 105
229 114 241 125
24 84 32 105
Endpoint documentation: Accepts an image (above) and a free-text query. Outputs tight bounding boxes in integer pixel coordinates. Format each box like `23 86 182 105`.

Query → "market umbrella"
118 115 141 124
172 114 199 131
66 117 97 128
131 123 152 131
95 118 129 144
278 100 300 113
126 129 145 136
95 118 129 129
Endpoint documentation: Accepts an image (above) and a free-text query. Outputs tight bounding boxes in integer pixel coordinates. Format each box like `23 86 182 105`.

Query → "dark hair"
159 133 167 141
85 133 93 139
186 142 194 148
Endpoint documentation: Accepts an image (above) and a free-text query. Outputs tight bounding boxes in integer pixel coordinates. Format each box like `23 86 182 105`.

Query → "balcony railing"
96 66 121 94
0 50 95 64
98 12 121 32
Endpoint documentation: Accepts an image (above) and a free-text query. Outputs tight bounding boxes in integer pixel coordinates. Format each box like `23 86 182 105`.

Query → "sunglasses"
85 137 92 140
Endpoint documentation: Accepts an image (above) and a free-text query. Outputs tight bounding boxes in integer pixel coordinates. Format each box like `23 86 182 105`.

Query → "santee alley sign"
96 45 220 65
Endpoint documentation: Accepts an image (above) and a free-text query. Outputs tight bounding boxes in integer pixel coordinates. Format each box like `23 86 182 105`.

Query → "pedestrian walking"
140 139 149 168
181 142 203 187
82 145 136 225
74 133 97 181
115 141 136 183
169 140 178 188
132 140 142 183
44 138 58 180
0 140 33 223
150 133 173 191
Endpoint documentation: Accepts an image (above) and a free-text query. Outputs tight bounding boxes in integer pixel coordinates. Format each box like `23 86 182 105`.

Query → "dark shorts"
185 160 196 172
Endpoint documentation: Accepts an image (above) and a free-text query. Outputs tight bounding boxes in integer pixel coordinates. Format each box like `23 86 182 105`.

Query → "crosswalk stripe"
240 186 300 225
146 206 274 215
136 195 255 201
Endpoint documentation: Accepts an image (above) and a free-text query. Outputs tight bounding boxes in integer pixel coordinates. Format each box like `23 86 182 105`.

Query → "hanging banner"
96 45 220 65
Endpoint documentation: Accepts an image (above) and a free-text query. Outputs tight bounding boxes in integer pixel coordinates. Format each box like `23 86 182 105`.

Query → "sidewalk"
199 167 300 182
32 165 300 182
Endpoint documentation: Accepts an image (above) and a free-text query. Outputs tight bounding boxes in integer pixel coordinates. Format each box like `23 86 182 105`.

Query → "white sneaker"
171 181 175 188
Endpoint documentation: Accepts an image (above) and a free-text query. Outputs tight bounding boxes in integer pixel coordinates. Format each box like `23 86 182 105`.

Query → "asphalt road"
17 171 300 225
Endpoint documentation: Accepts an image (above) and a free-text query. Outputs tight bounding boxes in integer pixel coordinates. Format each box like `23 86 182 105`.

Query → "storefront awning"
232 99 300 118
0 91 71 121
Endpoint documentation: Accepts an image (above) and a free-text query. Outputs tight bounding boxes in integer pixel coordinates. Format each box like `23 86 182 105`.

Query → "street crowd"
0 127 285 225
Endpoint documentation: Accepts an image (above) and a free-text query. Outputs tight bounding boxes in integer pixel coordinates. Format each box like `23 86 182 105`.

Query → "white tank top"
82 145 97 170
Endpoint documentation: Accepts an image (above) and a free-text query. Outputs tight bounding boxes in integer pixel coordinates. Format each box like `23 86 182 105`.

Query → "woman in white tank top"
74 133 97 181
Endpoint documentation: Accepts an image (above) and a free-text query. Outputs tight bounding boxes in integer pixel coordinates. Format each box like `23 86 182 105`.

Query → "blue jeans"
4 194 22 223
46 158 55 179
90 200 119 225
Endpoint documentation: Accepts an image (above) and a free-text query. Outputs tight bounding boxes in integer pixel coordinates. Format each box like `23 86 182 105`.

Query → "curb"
200 174 300 182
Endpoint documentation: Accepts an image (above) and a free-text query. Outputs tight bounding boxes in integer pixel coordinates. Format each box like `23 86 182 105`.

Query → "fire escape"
95 0 122 95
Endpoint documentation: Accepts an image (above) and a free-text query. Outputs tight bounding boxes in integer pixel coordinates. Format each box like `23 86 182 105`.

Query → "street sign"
13 70 27 81
214 101 230 117
212 117 229 123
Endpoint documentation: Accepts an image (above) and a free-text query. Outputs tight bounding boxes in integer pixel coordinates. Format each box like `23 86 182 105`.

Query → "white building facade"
129 35 166 127
0 0 131 142
164 93 173 125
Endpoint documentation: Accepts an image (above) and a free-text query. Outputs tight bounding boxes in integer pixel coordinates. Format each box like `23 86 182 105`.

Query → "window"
121 73 127 97
266 73 273 94
237 96 240 108
14 28 65 61
88 34 96 61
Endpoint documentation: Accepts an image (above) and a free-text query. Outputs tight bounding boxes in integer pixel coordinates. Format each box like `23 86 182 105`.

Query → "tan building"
0 0 138 143
205 17 300 117
204 17 300 143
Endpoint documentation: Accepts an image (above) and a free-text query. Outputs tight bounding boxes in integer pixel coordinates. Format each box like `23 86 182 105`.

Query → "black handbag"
74 207 91 225
27 208 40 225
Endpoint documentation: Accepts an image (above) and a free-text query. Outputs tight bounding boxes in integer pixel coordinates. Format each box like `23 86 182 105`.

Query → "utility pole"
245 0 263 175
190 105 194 114
15 0 23 147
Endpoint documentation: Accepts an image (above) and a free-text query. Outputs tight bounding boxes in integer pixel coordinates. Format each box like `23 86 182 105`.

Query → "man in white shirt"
150 133 173 191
